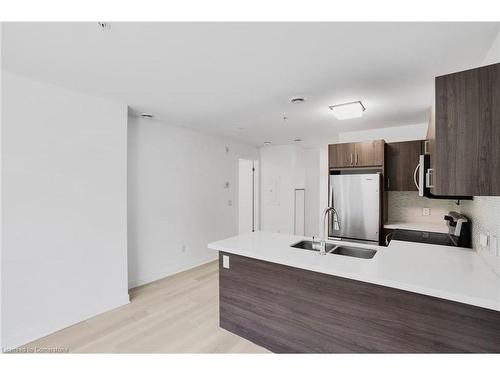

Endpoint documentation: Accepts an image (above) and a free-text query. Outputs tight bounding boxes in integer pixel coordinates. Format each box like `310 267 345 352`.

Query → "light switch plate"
222 255 230 269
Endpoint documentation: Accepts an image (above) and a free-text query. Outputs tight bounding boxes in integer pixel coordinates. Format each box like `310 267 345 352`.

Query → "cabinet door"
354 140 384 167
385 141 423 191
328 143 355 168
426 105 436 194
435 63 500 196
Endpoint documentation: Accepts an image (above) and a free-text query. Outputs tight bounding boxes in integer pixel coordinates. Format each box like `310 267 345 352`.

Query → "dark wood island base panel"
218 252 500 353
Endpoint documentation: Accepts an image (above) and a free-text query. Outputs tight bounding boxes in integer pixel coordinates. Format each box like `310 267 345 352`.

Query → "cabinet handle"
355 153 359 165
426 168 435 188
424 140 429 154
350 153 353 165
387 177 390 190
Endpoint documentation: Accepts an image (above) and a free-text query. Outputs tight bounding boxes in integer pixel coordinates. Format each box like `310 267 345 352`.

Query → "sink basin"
290 240 336 252
330 246 377 259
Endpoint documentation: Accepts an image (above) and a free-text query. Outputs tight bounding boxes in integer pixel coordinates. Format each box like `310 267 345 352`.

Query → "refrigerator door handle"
329 183 334 207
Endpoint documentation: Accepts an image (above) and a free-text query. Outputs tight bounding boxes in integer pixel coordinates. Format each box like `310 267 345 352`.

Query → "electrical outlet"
222 255 230 269
422 208 430 216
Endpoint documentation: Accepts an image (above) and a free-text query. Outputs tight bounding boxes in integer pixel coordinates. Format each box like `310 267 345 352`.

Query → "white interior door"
294 189 305 235
238 159 258 234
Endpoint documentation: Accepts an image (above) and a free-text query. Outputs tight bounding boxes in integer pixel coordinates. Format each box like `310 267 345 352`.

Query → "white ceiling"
2 22 499 146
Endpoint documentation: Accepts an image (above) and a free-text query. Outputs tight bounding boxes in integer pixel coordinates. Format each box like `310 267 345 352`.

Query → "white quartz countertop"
384 221 449 233
208 231 500 312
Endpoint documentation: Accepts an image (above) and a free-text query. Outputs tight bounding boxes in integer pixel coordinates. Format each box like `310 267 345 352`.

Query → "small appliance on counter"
386 211 471 248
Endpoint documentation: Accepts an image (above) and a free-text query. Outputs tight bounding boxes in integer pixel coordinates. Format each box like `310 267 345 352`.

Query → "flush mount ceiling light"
290 97 306 104
140 113 154 119
329 101 366 120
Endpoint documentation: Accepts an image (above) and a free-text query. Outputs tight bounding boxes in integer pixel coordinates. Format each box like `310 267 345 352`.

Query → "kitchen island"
208 231 500 353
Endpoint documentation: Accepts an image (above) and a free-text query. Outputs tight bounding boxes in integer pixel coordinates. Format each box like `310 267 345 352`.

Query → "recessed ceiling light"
263 141 272 146
140 113 154 119
290 97 306 104
329 101 366 120
97 22 111 31
293 138 302 142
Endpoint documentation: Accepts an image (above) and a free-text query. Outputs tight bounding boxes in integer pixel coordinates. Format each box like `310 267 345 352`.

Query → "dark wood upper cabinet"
355 140 385 167
434 62 500 196
328 142 355 168
329 140 384 169
385 140 423 191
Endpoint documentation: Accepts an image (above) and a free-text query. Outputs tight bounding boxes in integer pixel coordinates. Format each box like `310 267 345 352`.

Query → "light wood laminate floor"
24 261 269 353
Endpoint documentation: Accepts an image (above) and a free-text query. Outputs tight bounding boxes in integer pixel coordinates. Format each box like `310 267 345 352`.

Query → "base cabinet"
219 252 500 353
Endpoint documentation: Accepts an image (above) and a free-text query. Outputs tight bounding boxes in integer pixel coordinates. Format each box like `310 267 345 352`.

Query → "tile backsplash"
459 197 500 275
388 192 500 276
387 191 456 224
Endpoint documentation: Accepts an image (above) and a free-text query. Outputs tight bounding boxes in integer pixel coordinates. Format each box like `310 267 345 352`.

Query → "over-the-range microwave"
414 154 472 200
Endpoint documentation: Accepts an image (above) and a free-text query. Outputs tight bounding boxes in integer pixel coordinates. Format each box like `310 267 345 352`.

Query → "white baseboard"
128 256 217 289
2 293 130 351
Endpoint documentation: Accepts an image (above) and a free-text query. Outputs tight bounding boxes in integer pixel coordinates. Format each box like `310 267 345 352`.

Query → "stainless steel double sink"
290 240 377 259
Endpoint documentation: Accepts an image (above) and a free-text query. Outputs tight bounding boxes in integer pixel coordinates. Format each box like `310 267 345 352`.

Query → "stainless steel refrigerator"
328 173 381 243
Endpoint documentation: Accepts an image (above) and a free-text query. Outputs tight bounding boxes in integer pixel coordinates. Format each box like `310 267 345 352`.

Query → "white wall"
1 72 129 349
260 145 324 237
260 145 302 235
338 123 428 143
127 117 258 288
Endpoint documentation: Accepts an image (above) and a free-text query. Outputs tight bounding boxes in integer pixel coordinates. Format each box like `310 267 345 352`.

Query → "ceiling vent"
97 22 111 31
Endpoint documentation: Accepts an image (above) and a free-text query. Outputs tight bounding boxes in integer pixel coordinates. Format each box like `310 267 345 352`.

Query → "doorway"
238 159 259 234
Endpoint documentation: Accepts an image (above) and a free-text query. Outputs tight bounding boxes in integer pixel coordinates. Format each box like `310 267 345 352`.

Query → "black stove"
392 229 459 246
388 211 471 248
